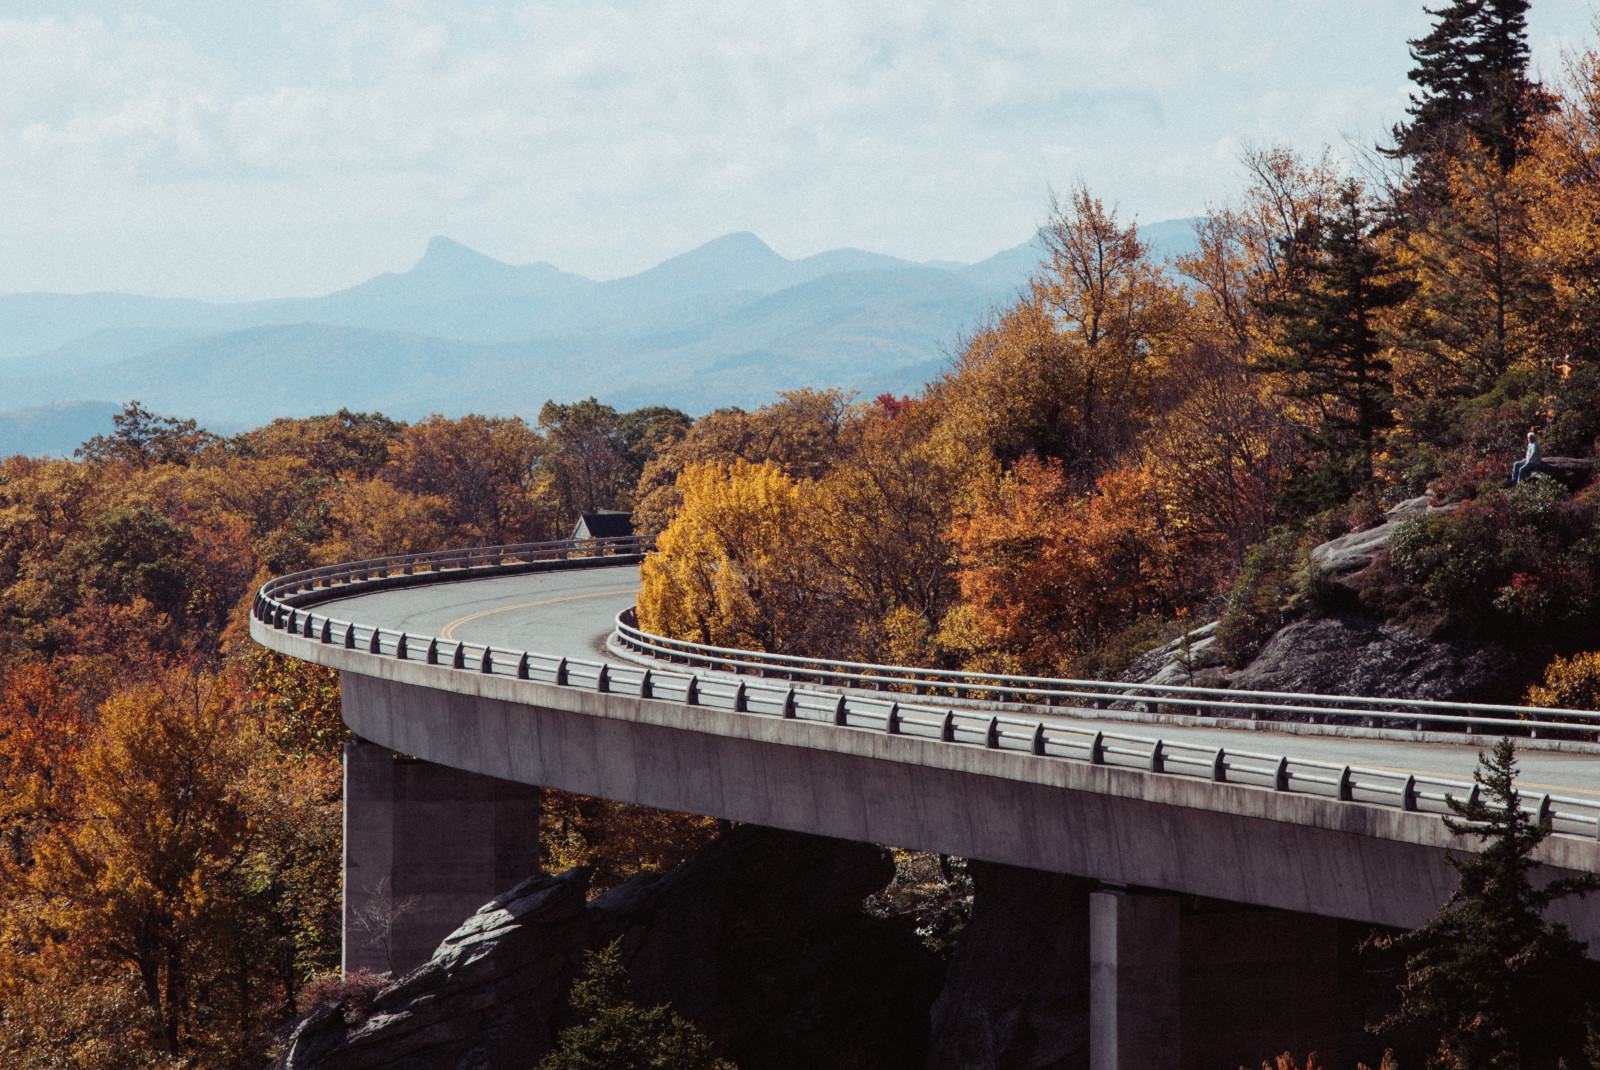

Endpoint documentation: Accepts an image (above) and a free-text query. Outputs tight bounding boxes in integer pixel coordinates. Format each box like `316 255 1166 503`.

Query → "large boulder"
281 826 943 1070
1228 611 1515 703
586 825 942 1070
1309 494 1458 578
925 863 1092 1070
1522 456 1595 492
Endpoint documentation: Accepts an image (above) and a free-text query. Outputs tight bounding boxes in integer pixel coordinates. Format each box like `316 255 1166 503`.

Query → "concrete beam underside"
335 670 1600 944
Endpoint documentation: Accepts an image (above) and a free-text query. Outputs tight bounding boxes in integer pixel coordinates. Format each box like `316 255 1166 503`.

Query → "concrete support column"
343 739 542 977
1090 888 1181 1070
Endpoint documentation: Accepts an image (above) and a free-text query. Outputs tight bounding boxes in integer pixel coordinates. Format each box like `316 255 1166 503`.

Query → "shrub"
1525 651 1600 711
1388 479 1600 643
1218 528 1307 668
539 941 734 1070
296 968 389 1023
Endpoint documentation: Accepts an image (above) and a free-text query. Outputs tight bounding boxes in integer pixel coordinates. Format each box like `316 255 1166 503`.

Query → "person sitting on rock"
1512 430 1542 484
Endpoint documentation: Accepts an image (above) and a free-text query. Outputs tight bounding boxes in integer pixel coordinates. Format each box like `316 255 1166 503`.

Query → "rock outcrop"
282 826 943 1070
1522 455 1595 492
1227 612 1514 703
282 867 591 1070
1309 494 1457 577
925 863 1093 1070
1119 494 1520 704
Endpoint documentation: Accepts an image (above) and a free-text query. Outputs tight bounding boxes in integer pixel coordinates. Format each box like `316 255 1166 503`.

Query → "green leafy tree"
540 941 735 1070
1256 184 1415 498
1377 738 1599 1069
1390 0 1551 170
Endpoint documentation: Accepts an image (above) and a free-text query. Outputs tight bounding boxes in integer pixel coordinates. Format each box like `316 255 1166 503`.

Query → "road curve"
312 562 1600 800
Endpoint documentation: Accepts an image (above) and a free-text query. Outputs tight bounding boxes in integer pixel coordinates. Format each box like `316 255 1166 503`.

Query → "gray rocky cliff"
1121 494 1517 703
281 826 944 1070
925 863 1092 1070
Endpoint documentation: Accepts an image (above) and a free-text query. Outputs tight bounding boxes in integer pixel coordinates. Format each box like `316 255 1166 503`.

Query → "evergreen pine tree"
1391 0 1551 170
539 942 736 1070
1377 739 1600 1070
1255 183 1414 497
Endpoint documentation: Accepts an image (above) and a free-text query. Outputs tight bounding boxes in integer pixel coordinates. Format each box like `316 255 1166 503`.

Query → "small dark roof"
572 511 634 540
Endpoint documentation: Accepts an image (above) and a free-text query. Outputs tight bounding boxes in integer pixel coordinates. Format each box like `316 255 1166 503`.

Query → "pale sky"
2 0 1595 301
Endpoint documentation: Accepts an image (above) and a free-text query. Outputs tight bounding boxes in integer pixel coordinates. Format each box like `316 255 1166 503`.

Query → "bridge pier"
1089 889 1344 1070
1091 888 1181 1070
343 739 543 976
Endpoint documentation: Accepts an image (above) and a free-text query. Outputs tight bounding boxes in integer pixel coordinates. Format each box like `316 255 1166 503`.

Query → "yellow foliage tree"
638 460 837 654
27 670 252 1057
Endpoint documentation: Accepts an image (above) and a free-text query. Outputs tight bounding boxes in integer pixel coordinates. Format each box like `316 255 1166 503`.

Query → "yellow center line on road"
440 606 1600 798
1338 760 1600 798
439 590 635 641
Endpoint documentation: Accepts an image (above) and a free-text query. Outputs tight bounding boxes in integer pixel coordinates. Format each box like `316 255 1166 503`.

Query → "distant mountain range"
0 218 1200 457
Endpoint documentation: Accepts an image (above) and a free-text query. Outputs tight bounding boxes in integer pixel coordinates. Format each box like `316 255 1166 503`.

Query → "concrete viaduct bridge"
252 538 1600 1070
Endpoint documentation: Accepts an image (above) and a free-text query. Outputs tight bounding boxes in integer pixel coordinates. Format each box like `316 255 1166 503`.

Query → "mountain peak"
413 236 513 275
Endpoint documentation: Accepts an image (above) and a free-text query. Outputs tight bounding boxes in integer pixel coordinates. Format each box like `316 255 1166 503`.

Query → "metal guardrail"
252 540 1600 843
258 536 655 608
612 612 1600 740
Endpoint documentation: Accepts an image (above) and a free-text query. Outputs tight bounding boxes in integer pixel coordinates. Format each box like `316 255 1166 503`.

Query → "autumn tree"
632 390 852 533
75 402 218 471
1181 145 1345 355
386 413 548 543
638 460 840 655
1395 152 1546 404
949 457 1195 674
27 670 252 1057
538 399 691 532
230 409 404 482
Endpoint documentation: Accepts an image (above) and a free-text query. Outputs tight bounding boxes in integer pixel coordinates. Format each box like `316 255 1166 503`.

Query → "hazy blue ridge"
0 219 1200 457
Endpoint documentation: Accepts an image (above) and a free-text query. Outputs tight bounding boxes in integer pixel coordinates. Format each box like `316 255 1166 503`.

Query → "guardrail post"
287 609 298 633
480 648 494 674
640 671 653 699
1149 740 1165 773
426 639 439 665
1031 722 1046 756
517 653 530 680
941 710 955 742
345 623 356 649
1089 731 1105 764
1273 756 1289 791
1467 784 1481 808
369 629 381 654
782 689 796 719
733 682 747 712
885 703 900 734
554 658 568 686
1534 794 1552 825
1338 766 1353 801
833 695 848 726
397 634 409 660
1211 749 1227 783
303 614 315 638
1401 775 1417 811
985 717 1000 749
596 666 611 693
320 620 333 644
452 643 466 670
685 677 699 706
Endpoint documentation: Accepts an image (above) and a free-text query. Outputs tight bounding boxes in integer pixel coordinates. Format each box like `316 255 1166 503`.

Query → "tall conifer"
1391 0 1551 169
1255 184 1414 494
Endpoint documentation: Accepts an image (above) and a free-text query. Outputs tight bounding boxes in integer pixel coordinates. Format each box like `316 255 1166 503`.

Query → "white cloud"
0 0 1596 299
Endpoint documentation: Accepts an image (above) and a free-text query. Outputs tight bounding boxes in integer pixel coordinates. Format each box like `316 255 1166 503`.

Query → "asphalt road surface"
317 564 1600 800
